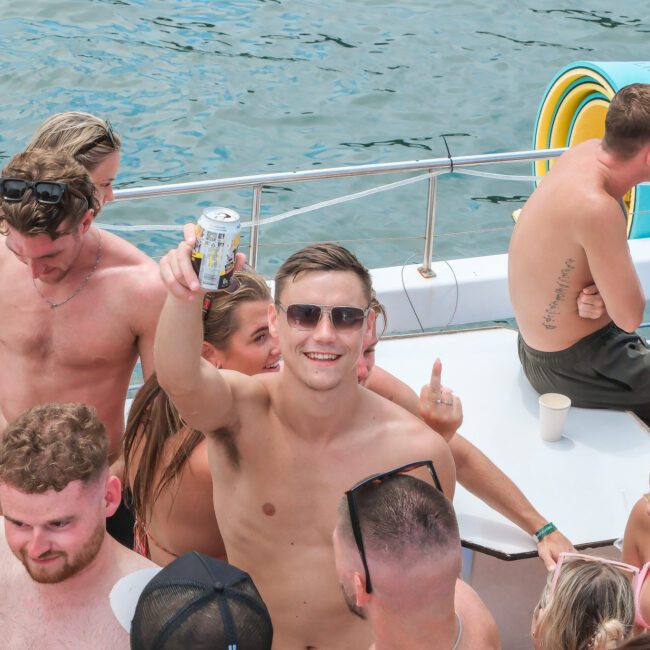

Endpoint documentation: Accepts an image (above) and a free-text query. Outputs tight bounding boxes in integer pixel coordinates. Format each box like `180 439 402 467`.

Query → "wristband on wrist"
534 521 557 543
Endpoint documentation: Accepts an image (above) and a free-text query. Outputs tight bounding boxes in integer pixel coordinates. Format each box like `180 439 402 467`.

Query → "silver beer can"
191 207 241 291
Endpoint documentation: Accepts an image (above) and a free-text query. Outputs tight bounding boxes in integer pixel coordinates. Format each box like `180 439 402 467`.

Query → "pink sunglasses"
549 552 650 629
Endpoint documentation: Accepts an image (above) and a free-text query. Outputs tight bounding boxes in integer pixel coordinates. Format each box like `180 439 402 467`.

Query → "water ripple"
0 0 647 270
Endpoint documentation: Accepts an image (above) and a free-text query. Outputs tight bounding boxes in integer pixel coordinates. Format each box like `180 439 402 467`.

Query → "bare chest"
1 586 128 650
209 415 416 545
0 275 136 370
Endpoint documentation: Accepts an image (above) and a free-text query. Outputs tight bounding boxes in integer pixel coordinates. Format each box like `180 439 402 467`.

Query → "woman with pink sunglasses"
531 552 635 649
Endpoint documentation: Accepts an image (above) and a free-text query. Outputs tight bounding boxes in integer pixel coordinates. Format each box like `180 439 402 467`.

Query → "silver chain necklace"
32 232 102 309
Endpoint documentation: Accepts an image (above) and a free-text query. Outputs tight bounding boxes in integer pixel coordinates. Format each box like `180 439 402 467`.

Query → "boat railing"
110 147 567 276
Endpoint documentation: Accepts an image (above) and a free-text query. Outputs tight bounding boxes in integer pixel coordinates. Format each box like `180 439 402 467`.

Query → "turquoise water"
1 1 648 273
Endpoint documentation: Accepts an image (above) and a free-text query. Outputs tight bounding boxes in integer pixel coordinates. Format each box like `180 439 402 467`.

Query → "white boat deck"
371 237 650 333
376 326 650 558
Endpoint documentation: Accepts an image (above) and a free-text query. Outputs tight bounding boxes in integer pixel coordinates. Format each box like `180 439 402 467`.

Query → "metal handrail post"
418 173 438 278
249 185 262 269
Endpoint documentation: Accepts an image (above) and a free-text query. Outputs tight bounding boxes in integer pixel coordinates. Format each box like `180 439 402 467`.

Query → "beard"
20 520 105 584
340 582 367 620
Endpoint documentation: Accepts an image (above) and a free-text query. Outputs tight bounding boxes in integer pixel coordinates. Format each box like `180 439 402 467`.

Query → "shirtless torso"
0 516 155 650
207 376 455 649
453 579 501 649
155 252 456 650
0 227 164 460
509 139 644 352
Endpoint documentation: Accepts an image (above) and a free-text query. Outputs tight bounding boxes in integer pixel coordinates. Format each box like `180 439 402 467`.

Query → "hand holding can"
191 207 241 292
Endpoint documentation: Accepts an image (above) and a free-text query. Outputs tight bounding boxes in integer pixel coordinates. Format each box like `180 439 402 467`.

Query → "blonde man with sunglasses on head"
155 239 456 650
333 463 500 650
0 147 164 466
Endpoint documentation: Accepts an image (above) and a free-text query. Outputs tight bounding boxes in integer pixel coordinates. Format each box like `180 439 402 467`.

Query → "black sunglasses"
345 460 442 593
276 302 370 331
76 119 118 155
0 178 68 205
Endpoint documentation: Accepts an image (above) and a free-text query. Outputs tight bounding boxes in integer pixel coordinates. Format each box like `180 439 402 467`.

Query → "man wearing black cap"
113 551 273 650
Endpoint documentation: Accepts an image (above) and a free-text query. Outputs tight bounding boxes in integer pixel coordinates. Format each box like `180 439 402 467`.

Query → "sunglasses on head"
549 552 640 604
276 302 370 331
0 178 68 205
345 460 442 593
76 119 118 155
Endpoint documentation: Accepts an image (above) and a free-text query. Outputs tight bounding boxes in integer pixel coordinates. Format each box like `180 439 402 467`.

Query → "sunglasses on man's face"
0 178 68 205
276 302 370 332
345 460 443 594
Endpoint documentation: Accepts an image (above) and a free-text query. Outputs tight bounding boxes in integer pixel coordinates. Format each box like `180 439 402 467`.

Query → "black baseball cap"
129 552 273 650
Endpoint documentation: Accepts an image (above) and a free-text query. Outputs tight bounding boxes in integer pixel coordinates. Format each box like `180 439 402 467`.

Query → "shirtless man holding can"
155 239 456 649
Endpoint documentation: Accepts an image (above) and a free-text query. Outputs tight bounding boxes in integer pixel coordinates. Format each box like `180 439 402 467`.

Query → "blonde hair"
203 271 271 346
27 111 121 172
535 558 634 650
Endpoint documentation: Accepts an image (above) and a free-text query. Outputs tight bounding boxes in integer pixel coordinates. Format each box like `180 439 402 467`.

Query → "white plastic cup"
538 393 571 442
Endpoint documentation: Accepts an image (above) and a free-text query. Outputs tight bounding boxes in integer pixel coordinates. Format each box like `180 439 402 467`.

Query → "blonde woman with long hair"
28 110 121 207
532 553 635 649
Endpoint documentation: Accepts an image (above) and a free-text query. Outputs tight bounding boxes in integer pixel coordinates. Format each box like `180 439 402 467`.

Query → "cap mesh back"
130 581 273 650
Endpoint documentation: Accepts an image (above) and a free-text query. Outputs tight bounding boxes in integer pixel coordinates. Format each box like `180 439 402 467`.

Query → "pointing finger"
430 358 442 394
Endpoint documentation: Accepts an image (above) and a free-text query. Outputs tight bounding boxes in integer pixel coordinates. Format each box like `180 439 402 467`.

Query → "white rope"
94 166 648 234
96 222 185 232
454 168 542 182
238 169 445 227
96 169 445 233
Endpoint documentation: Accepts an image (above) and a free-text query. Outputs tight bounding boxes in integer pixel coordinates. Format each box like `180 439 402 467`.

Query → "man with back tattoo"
509 84 650 424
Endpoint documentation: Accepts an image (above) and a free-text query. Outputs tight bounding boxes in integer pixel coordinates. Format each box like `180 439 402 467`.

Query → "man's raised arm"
154 228 238 434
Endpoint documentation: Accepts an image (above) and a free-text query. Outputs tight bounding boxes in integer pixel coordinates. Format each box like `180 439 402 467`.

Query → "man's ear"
201 341 223 368
362 311 376 347
268 301 279 338
80 209 95 231
353 572 372 608
104 474 122 518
